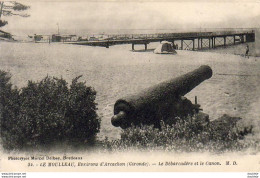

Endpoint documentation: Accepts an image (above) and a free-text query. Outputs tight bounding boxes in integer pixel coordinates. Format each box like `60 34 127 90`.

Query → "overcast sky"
2 1 260 36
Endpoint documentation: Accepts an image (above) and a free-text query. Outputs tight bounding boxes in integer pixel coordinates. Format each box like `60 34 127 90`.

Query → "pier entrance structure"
68 30 255 51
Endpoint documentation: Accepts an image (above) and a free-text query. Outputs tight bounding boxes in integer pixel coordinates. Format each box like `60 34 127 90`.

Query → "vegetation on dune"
103 115 254 153
0 70 100 150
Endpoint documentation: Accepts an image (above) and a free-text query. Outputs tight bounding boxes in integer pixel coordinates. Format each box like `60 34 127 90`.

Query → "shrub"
0 70 100 150
103 115 250 153
0 71 21 150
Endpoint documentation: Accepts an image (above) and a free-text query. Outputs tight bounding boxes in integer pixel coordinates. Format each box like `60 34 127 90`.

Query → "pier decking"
66 30 255 50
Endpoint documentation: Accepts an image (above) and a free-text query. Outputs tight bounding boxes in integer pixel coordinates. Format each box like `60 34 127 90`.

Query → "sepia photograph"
0 0 260 174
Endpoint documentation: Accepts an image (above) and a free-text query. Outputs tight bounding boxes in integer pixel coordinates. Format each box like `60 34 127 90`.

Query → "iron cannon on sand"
111 65 213 129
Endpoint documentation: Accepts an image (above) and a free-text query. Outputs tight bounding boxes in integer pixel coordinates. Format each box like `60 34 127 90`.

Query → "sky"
2 1 260 36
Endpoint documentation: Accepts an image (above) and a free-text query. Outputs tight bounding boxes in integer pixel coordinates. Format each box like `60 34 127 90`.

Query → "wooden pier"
66 30 255 51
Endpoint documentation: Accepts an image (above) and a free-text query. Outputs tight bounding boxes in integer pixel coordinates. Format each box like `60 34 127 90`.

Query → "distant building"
52 34 61 42
97 34 109 40
34 34 43 42
61 35 77 41
52 34 77 42
88 36 99 41
77 36 88 41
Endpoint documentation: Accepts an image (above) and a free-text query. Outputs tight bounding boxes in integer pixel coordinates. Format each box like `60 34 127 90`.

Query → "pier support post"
209 38 211 48
224 36 226 46
234 35 236 45
132 43 135 51
181 40 183 50
201 38 203 49
144 43 147 51
193 39 195 51
241 35 245 43
214 37 216 48
198 38 200 50
246 33 255 42
171 40 175 49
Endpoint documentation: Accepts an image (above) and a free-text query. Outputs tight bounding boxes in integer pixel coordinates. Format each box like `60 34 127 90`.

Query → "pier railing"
83 30 254 41
44 29 255 50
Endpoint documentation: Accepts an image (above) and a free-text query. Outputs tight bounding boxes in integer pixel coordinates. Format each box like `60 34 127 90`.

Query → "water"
0 41 259 140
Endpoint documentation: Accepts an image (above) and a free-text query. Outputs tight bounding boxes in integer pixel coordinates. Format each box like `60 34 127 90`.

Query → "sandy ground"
0 41 259 141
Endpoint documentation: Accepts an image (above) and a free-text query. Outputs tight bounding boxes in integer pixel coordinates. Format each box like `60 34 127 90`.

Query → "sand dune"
0 41 259 140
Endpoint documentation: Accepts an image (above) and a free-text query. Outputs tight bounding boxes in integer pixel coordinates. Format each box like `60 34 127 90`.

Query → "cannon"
111 65 213 129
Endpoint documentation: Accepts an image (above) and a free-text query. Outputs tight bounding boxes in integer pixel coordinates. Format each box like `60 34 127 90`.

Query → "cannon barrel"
111 65 213 129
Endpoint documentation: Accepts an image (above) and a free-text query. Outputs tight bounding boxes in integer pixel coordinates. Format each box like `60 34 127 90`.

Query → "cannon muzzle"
111 65 213 129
